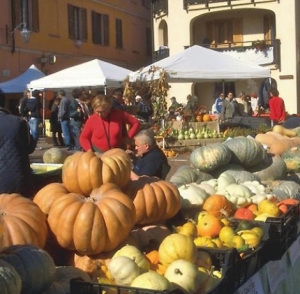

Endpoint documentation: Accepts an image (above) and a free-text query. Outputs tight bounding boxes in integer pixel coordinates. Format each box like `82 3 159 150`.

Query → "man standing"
220 92 236 123
214 93 224 114
58 89 73 151
18 89 31 118
26 90 42 148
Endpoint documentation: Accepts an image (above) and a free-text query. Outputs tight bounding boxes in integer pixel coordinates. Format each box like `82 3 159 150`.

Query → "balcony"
154 46 170 61
152 0 168 16
183 0 278 10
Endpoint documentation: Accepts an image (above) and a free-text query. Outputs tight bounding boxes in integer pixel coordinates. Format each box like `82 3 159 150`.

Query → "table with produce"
1 124 300 294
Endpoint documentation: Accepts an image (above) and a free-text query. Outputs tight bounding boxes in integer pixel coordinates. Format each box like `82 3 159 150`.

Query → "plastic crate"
70 278 184 294
258 204 300 261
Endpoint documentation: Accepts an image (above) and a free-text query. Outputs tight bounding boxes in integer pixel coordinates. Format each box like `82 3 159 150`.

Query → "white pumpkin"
164 259 205 294
217 172 236 192
241 181 266 194
112 244 150 273
178 183 208 209
221 183 253 207
196 182 216 195
131 272 171 291
107 256 140 286
250 193 276 204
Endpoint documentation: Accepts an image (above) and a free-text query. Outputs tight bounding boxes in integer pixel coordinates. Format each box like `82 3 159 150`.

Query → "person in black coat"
50 98 64 146
0 95 35 197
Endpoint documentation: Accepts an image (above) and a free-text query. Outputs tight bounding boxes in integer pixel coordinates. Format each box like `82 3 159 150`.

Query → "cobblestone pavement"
30 138 191 181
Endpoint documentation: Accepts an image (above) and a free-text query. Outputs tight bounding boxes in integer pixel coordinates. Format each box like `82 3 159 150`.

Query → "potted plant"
252 40 267 51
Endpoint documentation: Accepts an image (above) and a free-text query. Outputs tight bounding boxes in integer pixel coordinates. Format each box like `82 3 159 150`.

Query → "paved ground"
30 137 191 181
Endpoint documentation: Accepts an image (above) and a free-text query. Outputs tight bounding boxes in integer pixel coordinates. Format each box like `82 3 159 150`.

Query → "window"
11 0 39 32
205 18 242 47
68 4 87 41
146 27 152 56
115 18 123 49
142 0 151 9
92 11 109 45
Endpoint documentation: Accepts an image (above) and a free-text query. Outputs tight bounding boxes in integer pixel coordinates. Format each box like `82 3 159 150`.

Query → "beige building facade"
151 0 300 114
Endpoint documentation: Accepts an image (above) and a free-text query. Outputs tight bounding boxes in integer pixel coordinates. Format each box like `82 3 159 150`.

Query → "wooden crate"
171 121 220 133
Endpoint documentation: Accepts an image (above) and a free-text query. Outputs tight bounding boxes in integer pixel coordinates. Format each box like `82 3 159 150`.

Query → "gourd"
0 245 56 294
158 234 197 266
197 214 223 238
221 170 259 183
272 125 297 137
217 172 236 193
190 143 232 172
112 245 150 273
131 271 171 291
223 136 267 167
0 260 22 294
123 177 181 225
202 194 233 217
43 147 69 164
47 183 136 255
0 193 48 248
164 259 205 294
222 183 253 207
281 147 300 173
178 183 208 210
107 256 140 286
62 149 132 196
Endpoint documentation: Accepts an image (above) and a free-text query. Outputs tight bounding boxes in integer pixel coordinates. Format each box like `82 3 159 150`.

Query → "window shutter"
233 18 243 46
91 11 98 44
11 0 22 29
205 21 214 45
263 15 273 44
81 8 87 41
103 14 109 46
31 0 39 32
68 4 75 39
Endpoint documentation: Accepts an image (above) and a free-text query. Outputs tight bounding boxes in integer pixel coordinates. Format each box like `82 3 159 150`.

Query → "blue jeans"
70 121 82 151
28 117 40 144
60 119 72 147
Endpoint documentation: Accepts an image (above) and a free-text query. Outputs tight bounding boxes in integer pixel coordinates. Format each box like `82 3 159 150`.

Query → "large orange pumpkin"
202 194 233 218
62 149 132 196
47 183 136 255
123 177 181 225
0 193 48 248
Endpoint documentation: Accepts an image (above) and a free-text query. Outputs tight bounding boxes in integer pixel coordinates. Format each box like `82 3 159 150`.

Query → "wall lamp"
5 22 31 54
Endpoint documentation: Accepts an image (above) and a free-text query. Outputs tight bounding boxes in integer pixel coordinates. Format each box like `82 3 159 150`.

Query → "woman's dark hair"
0 89 4 107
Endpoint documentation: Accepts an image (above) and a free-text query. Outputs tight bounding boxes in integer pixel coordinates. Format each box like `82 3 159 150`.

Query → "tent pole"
222 80 225 95
42 91 45 138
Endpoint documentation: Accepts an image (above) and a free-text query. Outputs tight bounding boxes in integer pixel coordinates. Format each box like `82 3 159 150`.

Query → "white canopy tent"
28 59 132 90
129 45 270 82
0 64 45 93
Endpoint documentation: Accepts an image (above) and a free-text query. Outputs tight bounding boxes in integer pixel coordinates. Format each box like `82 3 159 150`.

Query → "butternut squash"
272 125 297 137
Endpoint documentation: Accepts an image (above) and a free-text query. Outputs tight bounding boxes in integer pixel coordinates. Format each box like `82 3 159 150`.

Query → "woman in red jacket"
80 94 140 152
268 88 286 125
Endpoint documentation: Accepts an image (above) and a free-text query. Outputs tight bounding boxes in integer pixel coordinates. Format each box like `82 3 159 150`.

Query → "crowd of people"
0 88 171 197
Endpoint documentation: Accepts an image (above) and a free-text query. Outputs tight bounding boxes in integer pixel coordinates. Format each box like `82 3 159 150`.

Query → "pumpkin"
43 147 69 164
217 172 236 192
178 183 208 210
202 114 212 122
221 170 259 183
164 259 205 294
234 207 255 220
158 233 197 266
0 260 22 294
112 244 150 273
249 155 287 181
0 244 56 294
281 147 300 173
47 183 136 255
222 183 252 208
272 124 297 137
197 214 223 238
123 177 181 225
202 194 233 217
41 266 91 294
62 149 132 196
145 250 159 267
223 136 267 167
33 183 69 216
107 256 140 286
131 271 171 291
0 193 48 248
268 180 300 199
169 166 213 187
190 143 232 172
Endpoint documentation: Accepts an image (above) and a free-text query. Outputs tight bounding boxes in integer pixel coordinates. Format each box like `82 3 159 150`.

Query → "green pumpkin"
281 147 300 173
190 143 232 172
0 260 22 294
223 136 267 167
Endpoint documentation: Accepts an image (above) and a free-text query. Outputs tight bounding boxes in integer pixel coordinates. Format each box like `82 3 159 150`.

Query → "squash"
202 194 233 217
222 183 253 208
178 183 208 210
112 244 150 273
0 260 22 294
0 244 56 294
281 147 300 173
62 149 132 196
107 256 140 286
41 266 91 294
272 125 297 137
47 183 136 255
164 259 206 294
190 143 232 172
131 271 171 291
123 177 181 225
158 233 197 266
223 136 267 167
197 214 223 238
0 193 48 248
43 147 69 164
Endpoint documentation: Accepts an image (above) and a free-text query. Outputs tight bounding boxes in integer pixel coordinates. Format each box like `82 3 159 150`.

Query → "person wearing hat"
167 97 182 120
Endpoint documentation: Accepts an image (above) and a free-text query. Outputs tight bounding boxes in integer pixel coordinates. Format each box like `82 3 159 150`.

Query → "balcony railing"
154 46 170 61
183 0 278 10
152 0 168 16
